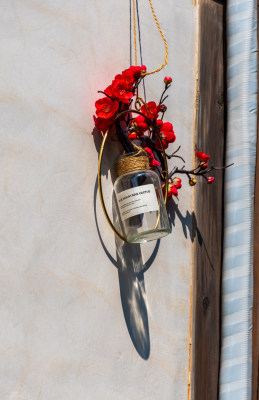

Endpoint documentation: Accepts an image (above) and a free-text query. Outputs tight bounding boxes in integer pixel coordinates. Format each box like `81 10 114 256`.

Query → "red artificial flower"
104 85 114 97
94 116 115 133
207 176 214 184
141 101 160 119
123 65 146 80
163 176 182 199
128 131 137 140
156 119 163 129
156 121 176 149
143 147 161 169
115 70 135 90
127 66 142 80
172 177 182 189
196 151 210 162
130 115 149 135
95 97 119 119
170 185 178 197
161 122 175 143
162 182 178 200
162 177 182 200
111 79 134 103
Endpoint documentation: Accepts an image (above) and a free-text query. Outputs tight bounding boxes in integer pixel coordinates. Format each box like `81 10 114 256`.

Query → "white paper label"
116 184 159 222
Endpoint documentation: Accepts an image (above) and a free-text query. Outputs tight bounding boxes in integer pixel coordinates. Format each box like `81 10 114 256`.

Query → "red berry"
164 76 172 84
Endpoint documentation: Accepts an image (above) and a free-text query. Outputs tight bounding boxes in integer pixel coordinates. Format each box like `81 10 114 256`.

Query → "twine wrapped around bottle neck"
113 145 150 178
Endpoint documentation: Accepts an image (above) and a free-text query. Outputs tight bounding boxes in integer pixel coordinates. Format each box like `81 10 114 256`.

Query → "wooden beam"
192 1 225 399
252 3 259 399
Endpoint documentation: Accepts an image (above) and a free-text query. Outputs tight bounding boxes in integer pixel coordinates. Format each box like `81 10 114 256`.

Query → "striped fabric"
219 1 257 399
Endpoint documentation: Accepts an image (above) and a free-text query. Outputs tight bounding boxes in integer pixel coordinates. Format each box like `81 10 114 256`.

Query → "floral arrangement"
94 65 228 200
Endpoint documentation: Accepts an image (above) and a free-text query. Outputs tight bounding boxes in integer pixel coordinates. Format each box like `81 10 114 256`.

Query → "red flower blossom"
162 182 178 200
123 65 146 80
111 79 134 103
143 147 161 169
127 66 142 80
162 177 182 200
161 122 175 143
104 85 114 97
196 151 210 162
157 104 162 113
115 70 135 90
172 177 182 189
156 121 175 149
170 185 178 197
141 101 160 119
94 116 115 133
128 131 137 140
95 97 119 119
130 115 149 135
156 119 163 129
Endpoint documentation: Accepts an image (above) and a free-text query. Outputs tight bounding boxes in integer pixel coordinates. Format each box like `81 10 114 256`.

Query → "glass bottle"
113 154 171 243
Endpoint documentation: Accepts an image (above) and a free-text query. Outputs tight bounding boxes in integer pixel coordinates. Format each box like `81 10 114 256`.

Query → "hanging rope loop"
132 0 168 76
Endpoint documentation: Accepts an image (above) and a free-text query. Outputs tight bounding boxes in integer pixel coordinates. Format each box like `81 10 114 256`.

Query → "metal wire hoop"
97 109 169 243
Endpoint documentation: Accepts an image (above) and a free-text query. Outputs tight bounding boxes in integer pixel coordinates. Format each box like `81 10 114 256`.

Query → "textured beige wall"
0 1 197 399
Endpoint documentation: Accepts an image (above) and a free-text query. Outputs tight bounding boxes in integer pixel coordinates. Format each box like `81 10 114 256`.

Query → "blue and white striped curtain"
219 1 257 399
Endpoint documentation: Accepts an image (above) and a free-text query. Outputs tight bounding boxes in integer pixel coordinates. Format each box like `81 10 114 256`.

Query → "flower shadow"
167 199 214 270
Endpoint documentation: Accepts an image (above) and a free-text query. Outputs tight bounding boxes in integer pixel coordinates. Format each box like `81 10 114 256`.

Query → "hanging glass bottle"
113 148 171 243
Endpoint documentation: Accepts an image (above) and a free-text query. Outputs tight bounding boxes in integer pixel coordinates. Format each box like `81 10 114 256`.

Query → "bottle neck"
113 147 150 178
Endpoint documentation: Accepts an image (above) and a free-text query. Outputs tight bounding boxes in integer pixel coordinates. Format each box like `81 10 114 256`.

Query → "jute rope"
132 0 168 75
113 145 150 178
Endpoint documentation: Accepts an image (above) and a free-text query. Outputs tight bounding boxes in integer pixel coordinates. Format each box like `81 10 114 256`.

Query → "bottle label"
116 184 159 222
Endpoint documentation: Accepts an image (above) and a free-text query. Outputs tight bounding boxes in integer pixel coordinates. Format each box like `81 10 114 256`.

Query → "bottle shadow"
94 176 161 359
115 236 151 360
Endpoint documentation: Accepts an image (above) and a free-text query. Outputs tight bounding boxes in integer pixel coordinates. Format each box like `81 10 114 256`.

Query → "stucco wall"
0 1 197 399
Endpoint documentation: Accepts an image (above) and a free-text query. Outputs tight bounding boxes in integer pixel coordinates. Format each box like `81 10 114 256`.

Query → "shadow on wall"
113 191 163 360
93 130 213 359
93 176 214 359
93 177 156 360
92 128 154 359
115 237 151 360
167 199 214 270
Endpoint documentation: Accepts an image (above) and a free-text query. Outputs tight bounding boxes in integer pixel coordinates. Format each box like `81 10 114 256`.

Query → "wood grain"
252 3 259 399
192 1 225 399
